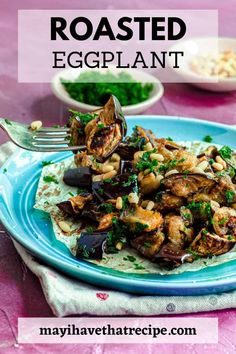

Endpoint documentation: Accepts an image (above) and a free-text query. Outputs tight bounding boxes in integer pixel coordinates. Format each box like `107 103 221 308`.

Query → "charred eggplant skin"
76 231 108 260
153 242 193 268
63 167 92 187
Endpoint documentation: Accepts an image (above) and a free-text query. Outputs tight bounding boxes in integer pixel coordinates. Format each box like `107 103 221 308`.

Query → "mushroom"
163 173 216 198
212 207 236 237
130 231 165 259
76 231 108 259
190 228 235 256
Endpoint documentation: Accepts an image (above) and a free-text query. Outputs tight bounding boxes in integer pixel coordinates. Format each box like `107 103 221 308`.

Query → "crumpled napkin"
1 142 236 317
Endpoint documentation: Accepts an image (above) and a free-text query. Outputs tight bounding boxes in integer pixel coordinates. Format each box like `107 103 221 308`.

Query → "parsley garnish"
97 123 105 129
68 109 97 126
68 191 74 197
136 149 158 172
123 255 136 262
228 235 233 240
203 135 213 143
77 187 87 194
42 160 53 167
3 168 7 174
133 263 145 270
219 217 228 225
166 137 173 141
4 119 12 125
219 146 233 160
98 203 116 213
122 175 137 187
43 175 59 184
226 190 235 203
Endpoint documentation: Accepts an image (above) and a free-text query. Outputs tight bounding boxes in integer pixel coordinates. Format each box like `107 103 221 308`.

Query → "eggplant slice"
131 231 165 259
163 173 216 198
76 231 108 259
57 193 92 217
153 243 194 268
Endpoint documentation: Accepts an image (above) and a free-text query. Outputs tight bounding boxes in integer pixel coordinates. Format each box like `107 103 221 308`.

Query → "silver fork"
0 118 86 152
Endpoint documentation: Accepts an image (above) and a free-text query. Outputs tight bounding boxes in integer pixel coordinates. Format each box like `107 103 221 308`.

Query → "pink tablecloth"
1 0 236 353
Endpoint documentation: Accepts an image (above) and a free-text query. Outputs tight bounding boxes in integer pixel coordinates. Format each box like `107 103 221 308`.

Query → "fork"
0 118 86 152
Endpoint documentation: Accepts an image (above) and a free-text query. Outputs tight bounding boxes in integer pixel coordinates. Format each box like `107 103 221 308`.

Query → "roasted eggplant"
76 231 108 259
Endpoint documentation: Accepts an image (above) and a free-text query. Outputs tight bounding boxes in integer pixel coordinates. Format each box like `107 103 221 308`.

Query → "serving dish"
1 116 236 296
168 37 236 92
51 68 164 115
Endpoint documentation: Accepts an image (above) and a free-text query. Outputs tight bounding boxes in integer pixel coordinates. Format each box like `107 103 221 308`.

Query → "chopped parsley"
219 217 228 225
226 190 235 203
4 119 12 125
68 191 74 197
228 235 233 240
86 226 96 233
133 263 146 270
97 123 105 129
43 175 59 184
3 168 7 174
122 174 137 187
77 187 87 194
121 195 129 210
123 255 136 262
166 137 173 141
203 135 213 143
209 158 214 165
42 160 53 167
136 149 158 172
134 222 148 234
143 242 152 248
106 218 129 253
158 158 185 173
219 146 233 160
98 203 116 214
68 109 97 126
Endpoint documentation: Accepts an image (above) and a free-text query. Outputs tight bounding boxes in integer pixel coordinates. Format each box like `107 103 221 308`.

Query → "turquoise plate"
1 116 236 295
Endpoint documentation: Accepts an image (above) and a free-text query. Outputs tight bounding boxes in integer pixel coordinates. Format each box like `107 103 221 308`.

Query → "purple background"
0 0 236 353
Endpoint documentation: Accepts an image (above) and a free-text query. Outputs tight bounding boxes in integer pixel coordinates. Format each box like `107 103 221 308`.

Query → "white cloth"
1 142 236 317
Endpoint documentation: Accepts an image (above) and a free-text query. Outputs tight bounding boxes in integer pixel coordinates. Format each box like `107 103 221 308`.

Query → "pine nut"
31 120 42 130
116 196 123 210
115 242 123 250
197 161 208 170
155 174 164 183
215 155 227 168
102 164 114 173
191 167 205 174
109 162 119 170
150 153 164 162
102 170 117 180
146 201 155 210
212 162 223 171
58 221 71 233
144 142 153 151
128 192 139 204
138 171 144 181
165 169 179 177
111 153 120 162
210 200 220 211
92 174 103 182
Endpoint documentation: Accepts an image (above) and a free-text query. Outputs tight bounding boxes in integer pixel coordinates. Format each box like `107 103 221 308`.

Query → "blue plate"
1 116 236 296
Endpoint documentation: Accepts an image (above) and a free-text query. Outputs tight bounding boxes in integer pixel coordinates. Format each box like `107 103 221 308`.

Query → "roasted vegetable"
163 173 216 198
154 243 193 268
121 205 163 232
131 231 165 259
63 167 92 187
76 231 108 259
212 207 236 237
165 215 194 247
190 229 235 256
155 191 185 212
57 193 93 217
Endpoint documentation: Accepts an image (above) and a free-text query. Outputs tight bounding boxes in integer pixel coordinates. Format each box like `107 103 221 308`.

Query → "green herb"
209 158 214 165
68 109 97 126
122 174 137 187
133 263 146 270
106 218 129 253
86 226 95 233
121 195 129 210
3 168 7 174
183 213 191 219
125 255 136 262
77 187 87 194
4 119 12 125
203 135 213 143
155 192 163 203
42 160 53 167
166 137 173 141
98 203 116 214
158 158 185 173
61 71 153 107
43 175 59 184
202 229 208 235
219 217 228 225
97 188 104 195
97 123 105 129
52 124 61 128
136 148 158 172
134 222 148 234
228 235 233 240
68 192 74 197
219 146 233 160
77 244 94 259
226 190 235 203
143 242 152 248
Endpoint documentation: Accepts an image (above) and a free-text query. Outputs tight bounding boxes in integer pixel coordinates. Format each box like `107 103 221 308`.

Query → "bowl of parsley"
51 68 164 115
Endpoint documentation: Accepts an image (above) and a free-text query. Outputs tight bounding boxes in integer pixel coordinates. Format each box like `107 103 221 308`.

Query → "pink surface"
0 0 236 353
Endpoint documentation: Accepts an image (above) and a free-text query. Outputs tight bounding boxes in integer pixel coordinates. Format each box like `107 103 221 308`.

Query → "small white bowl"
51 67 164 115
168 37 236 92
